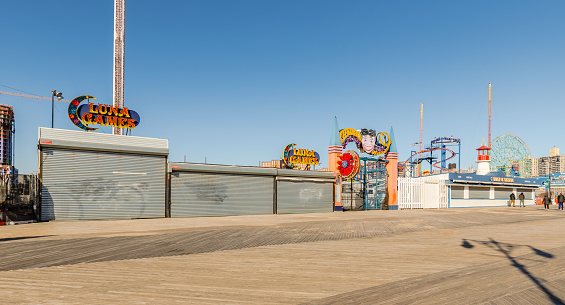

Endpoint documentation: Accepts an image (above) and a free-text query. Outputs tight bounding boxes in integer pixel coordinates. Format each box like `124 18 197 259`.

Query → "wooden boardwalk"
1 206 564 304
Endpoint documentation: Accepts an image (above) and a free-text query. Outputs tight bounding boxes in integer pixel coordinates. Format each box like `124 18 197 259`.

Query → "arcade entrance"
342 157 388 211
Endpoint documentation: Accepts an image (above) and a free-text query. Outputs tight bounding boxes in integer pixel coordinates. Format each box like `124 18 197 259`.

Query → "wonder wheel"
490 134 532 177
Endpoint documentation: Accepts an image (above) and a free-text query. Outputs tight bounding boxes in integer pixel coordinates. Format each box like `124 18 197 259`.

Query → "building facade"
531 147 565 177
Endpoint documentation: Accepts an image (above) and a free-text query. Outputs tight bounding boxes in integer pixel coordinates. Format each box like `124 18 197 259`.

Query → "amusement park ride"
490 134 532 177
402 84 534 178
401 103 463 177
402 136 461 177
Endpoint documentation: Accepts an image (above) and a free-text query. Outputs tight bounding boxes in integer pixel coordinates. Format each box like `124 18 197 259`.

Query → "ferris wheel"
490 134 532 177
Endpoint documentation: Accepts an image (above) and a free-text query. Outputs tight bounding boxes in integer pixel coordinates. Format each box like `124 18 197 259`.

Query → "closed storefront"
169 163 335 217
276 179 334 214
448 173 539 208
450 186 465 199
170 166 275 217
39 128 168 221
494 188 514 199
468 186 490 199
517 188 534 200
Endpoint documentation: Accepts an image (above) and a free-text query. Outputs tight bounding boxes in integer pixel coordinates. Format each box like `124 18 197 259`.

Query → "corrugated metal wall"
276 180 333 214
38 129 336 220
170 172 274 217
40 148 166 221
169 163 336 217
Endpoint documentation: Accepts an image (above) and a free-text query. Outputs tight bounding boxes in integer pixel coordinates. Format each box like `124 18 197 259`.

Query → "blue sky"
1 0 564 174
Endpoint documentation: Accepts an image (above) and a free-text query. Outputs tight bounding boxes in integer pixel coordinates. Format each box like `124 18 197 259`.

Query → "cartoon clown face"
361 129 376 153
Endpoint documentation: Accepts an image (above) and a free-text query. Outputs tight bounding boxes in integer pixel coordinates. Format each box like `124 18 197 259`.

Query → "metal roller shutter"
494 188 514 199
468 187 490 199
276 180 333 214
41 148 166 221
450 186 465 199
518 188 535 200
170 172 274 217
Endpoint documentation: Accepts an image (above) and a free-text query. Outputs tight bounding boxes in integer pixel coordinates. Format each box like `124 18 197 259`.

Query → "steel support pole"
51 94 54 128
363 160 367 210
458 142 461 173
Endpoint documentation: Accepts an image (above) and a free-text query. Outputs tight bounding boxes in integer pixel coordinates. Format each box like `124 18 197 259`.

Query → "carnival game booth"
38 127 169 221
398 172 539 209
169 162 336 217
447 145 540 207
447 172 539 208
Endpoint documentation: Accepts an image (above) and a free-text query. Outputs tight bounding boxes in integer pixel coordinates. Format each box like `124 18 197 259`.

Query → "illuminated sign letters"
282 144 320 169
68 95 140 131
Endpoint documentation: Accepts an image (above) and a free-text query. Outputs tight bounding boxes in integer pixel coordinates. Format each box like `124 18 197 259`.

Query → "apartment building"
531 147 565 177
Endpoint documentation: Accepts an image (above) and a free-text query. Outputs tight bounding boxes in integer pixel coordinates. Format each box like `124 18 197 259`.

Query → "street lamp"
51 90 63 128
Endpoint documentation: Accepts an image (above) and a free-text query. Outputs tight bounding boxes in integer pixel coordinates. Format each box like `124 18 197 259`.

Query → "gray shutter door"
494 187 514 199
517 188 534 200
170 172 274 217
468 187 490 199
276 180 333 214
450 186 465 199
41 148 166 221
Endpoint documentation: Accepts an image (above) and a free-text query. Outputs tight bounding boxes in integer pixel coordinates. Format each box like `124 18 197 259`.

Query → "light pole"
548 158 552 199
51 90 63 128
410 142 420 177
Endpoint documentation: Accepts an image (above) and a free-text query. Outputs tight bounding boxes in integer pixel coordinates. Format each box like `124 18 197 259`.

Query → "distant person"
518 192 525 207
558 193 565 211
510 192 516 207
543 194 551 210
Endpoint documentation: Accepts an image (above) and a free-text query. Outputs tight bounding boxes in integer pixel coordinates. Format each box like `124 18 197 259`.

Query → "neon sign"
338 150 360 179
339 128 391 156
282 144 320 169
68 95 140 131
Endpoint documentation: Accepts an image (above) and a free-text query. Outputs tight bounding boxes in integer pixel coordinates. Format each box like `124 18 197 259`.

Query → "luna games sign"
68 95 140 131
282 143 320 169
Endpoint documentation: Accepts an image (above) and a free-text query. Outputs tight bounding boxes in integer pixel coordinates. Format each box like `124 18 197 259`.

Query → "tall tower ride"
113 0 125 135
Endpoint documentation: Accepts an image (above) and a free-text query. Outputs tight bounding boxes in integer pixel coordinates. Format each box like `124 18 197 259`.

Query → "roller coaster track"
402 147 456 172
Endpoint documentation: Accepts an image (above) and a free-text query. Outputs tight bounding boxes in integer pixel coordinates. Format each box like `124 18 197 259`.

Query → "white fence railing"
398 176 448 209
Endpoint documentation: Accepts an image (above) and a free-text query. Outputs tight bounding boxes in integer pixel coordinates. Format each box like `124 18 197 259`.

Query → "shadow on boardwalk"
462 238 564 305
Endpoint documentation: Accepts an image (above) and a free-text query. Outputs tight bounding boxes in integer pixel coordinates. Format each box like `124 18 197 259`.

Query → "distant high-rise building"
0 104 15 166
531 147 565 177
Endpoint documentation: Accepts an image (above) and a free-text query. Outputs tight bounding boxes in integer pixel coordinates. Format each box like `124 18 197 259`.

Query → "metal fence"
0 174 39 224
